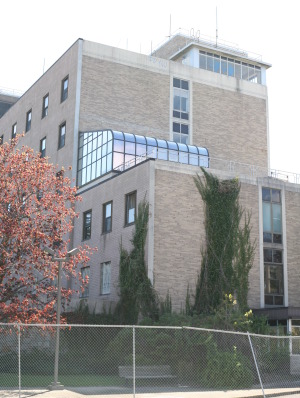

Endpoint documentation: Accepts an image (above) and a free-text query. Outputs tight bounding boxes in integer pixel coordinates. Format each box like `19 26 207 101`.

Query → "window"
58 122 66 149
42 94 49 118
11 123 17 139
61 76 69 102
80 266 90 298
125 191 136 225
40 137 46 158
0 135 3 145
264 248 284 306
26 109 32 132
173 78 189 144
199 50 261 84
262 188 282 244
103 201 112 233
100 262 111 295
83 210 92 240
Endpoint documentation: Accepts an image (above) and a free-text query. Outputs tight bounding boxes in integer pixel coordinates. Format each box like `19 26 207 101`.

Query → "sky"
1 0 299 174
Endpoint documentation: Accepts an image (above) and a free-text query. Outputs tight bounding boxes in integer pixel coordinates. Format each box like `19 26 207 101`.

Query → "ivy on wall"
193 168 255 314
115 198 159 324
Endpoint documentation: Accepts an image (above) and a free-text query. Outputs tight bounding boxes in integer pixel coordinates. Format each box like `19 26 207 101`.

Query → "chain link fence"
1 323 300 397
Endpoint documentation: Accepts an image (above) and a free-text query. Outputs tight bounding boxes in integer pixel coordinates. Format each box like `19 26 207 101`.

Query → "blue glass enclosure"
77 130 209 186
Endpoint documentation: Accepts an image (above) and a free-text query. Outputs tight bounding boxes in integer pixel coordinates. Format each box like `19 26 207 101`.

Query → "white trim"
258 183 265 308
281 188 288 307
72 39 83 185
147 161 155 284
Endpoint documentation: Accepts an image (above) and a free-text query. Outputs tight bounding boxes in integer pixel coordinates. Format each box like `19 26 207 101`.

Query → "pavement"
2 387 300 398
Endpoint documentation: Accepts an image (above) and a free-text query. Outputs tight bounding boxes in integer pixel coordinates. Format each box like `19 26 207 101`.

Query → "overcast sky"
1 0 299 174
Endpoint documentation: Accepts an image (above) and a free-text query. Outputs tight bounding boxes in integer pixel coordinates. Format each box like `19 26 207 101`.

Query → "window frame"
82 210 92 240
58 122 66 149
26 109 32 132
40 137 46 158
100 261 111 295
264 248 284 306
262 187 282 244
125 191 136 226
102 201 112 234
61 75 69 102
42 94 49 118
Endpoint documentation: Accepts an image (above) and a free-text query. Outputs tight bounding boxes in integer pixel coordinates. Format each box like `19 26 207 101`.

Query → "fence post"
133 326 136 398
247 332 265 398
17 324 21 398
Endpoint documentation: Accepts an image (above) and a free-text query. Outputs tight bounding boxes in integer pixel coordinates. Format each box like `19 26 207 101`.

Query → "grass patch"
0 373 125 388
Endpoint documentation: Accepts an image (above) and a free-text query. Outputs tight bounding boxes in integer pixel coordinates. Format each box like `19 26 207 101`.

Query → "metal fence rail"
1 323 300 398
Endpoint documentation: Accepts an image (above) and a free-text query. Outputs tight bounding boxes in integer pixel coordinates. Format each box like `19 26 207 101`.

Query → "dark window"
61 76 69 102
0 135 3 145
103 201 112 233
40 137 46 158
11 123 17 139
58 122 66 149
125 191 136 225
42 94 49 118
83 210 92 240
26 110 32 132
264 248 284 306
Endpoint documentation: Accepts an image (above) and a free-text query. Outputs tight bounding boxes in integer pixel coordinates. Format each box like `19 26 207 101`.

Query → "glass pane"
181 124 189 134
107 153 112 171
200 53 207 69
228 61 234 77
263 202 271 232
273 234 282 244
272 203 282 234
136 143 146 156
106 203 111 218
272 189 281 203
221 59 227 75
157 148 167 160
235 63 241 79
125 141 135 155
173 122 180 133
273 250 282 264
167 141 177 150
173 95 180 110
189 154 198 166
264 248 272 263
113 131 124 140
114 139 124 152
146 137 157 146
181 80 189 90
157 139 167 148
263 232 272 243
207 55 213 71
147 146 157 158
262 188 271 201
173 78 180 88
179 152 188 164
265 295 273 305
213 57 220 73
181 97 188 112
169 150 178 162
113 152 124 169
274 296 283 305
135 134 146 144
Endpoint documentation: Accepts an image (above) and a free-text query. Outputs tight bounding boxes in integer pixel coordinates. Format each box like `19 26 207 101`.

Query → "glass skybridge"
77 130 209 187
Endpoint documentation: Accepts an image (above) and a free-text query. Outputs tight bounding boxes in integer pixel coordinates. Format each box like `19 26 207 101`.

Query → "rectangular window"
58 122 66 149
0 135 3 145
262 188 282 244
80 266 90 298
264 248 284 306
125 191 136 225
61 76 69 102
40 137 46 158
26 109 32 132
83 210 92 240
100 262 111 295
172 78 189 144
103 201 112 233
11 123 17 139
42 94 49 118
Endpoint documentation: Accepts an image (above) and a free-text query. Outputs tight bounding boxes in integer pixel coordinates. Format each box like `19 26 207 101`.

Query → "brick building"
1 33 299 332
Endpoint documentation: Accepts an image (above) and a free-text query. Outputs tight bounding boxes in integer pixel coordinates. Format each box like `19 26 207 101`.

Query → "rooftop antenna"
169 14 172 38
216 7 218 47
